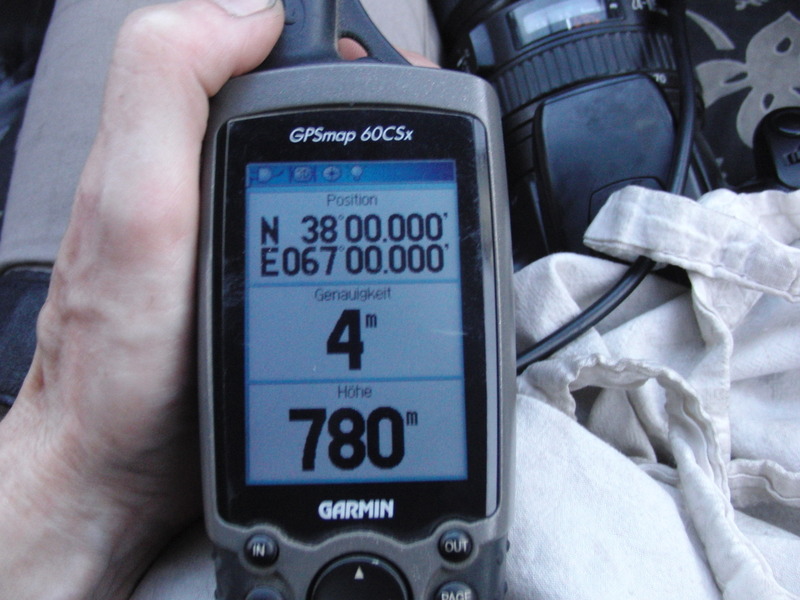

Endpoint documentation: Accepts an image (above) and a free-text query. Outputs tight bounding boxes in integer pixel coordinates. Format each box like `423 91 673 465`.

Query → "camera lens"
431 0 718 268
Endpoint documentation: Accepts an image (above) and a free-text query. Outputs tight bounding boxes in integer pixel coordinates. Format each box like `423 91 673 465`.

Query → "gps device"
198 2 515 599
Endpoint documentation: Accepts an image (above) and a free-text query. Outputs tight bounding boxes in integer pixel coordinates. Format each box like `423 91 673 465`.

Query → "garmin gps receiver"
197 1 515 599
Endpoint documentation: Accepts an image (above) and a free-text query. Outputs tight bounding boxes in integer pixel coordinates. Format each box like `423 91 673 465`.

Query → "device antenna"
259 0 408 69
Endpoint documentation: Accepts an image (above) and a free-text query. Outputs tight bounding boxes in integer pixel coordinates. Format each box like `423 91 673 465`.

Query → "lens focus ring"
491 28 675 114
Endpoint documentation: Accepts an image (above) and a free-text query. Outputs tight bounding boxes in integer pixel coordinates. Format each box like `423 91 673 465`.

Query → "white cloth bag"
511 187 800 600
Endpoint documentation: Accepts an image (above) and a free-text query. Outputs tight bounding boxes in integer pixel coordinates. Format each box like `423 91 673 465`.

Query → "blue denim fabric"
0 269 49 412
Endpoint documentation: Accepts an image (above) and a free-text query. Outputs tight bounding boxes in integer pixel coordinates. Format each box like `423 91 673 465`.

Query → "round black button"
245 587 285 600
244 534 279 568
438 530 473 563
310 555 408 600
434 581 475 600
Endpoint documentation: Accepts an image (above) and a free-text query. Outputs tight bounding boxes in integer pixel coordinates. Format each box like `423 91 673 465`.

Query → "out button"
310 555 408 600
438 530 473 563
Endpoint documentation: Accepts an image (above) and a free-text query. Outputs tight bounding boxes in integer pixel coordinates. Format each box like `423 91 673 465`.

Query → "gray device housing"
198 62 516 600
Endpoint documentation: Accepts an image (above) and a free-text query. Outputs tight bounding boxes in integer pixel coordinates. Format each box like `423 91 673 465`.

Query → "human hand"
0 1 439 597
0 1 284 598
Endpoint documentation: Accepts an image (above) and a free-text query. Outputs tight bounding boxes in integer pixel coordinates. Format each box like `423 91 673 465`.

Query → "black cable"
664 0 697 196
515 0 696 374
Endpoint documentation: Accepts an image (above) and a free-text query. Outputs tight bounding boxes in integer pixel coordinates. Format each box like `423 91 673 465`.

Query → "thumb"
68 0 284 272
42 0 285 402
102 0 285 147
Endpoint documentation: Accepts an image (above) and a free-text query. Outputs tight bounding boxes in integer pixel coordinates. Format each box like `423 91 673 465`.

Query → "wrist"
0 386 169 600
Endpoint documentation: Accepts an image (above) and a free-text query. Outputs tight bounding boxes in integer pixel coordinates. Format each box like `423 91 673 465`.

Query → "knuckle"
119 6 179 51
116 4 202 66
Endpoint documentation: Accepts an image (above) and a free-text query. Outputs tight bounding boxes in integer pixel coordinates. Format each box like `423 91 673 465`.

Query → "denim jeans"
0 269 49 414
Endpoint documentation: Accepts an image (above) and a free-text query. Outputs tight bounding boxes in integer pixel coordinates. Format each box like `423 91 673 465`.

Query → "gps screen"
243 160 469 485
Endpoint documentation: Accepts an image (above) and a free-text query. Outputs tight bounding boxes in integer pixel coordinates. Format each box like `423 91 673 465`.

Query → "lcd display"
243 160 469 485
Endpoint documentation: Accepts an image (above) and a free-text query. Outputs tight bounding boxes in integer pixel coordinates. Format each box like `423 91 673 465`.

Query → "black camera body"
431 0 720 268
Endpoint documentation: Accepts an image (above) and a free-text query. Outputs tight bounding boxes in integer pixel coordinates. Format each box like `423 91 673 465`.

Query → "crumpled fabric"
510 186 800 599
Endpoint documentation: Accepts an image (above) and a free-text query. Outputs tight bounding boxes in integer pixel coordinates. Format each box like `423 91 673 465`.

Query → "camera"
430 0 721 269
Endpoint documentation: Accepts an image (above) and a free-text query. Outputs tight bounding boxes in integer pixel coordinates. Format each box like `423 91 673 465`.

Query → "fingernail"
212 0 279 17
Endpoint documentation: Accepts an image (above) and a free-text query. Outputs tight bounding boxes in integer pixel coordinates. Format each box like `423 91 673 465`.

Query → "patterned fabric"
689 0 800 186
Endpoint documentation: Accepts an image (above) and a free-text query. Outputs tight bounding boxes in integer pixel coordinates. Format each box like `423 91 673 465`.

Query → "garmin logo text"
318 499 395 520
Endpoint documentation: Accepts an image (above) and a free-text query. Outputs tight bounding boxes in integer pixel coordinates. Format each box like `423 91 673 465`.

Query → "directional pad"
310 555 408 600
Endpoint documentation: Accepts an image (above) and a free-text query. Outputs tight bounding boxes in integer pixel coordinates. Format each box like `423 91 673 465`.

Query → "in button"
245 534 279 568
